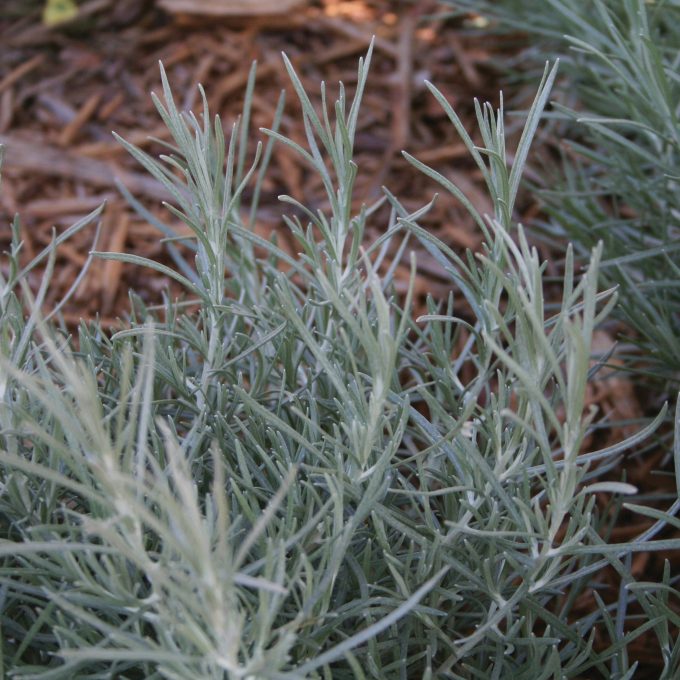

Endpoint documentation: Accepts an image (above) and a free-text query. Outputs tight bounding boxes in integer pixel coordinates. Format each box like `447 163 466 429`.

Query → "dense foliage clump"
0 40 678 678
447 0 680 389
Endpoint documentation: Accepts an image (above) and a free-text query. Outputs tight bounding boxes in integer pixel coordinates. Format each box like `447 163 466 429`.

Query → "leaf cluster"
0 46 679 678
444 0 680 389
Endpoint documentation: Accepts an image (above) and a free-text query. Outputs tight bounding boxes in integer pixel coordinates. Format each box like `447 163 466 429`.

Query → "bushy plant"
1 46 679 678
443 0 680 391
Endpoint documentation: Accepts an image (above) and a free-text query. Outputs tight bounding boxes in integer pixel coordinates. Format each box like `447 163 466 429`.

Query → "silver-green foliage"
1 47 679 679
444 0 680 386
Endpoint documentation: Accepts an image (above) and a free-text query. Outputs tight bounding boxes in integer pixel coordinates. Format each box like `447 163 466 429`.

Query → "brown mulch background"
0 1 677 677
0 0 505 323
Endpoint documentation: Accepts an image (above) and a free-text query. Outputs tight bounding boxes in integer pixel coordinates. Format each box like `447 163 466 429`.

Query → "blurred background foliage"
43 0 79 26
445 0 680 396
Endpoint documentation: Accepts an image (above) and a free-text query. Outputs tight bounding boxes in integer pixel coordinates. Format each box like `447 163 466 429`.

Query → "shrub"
444 0 680 391
1 46 679 678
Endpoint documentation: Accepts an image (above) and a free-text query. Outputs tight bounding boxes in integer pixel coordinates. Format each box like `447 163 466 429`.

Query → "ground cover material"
0 0 504 322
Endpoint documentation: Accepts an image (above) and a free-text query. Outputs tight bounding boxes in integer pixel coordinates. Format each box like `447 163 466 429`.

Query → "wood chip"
0 134 172 202
0 54 45 95
24 194 112 218
415 143 470 164
0 89 14 133
157 0 306 15
58 91 102 146
101 207 130 313
98 92 125 121
76 126 170 158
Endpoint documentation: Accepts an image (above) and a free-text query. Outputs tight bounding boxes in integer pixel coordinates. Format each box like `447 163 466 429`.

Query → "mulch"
0 1 677 676
0 0 508 323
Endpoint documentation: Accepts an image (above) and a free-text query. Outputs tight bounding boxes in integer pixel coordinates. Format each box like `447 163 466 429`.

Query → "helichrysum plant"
1 44 680 678
443 0 680 392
